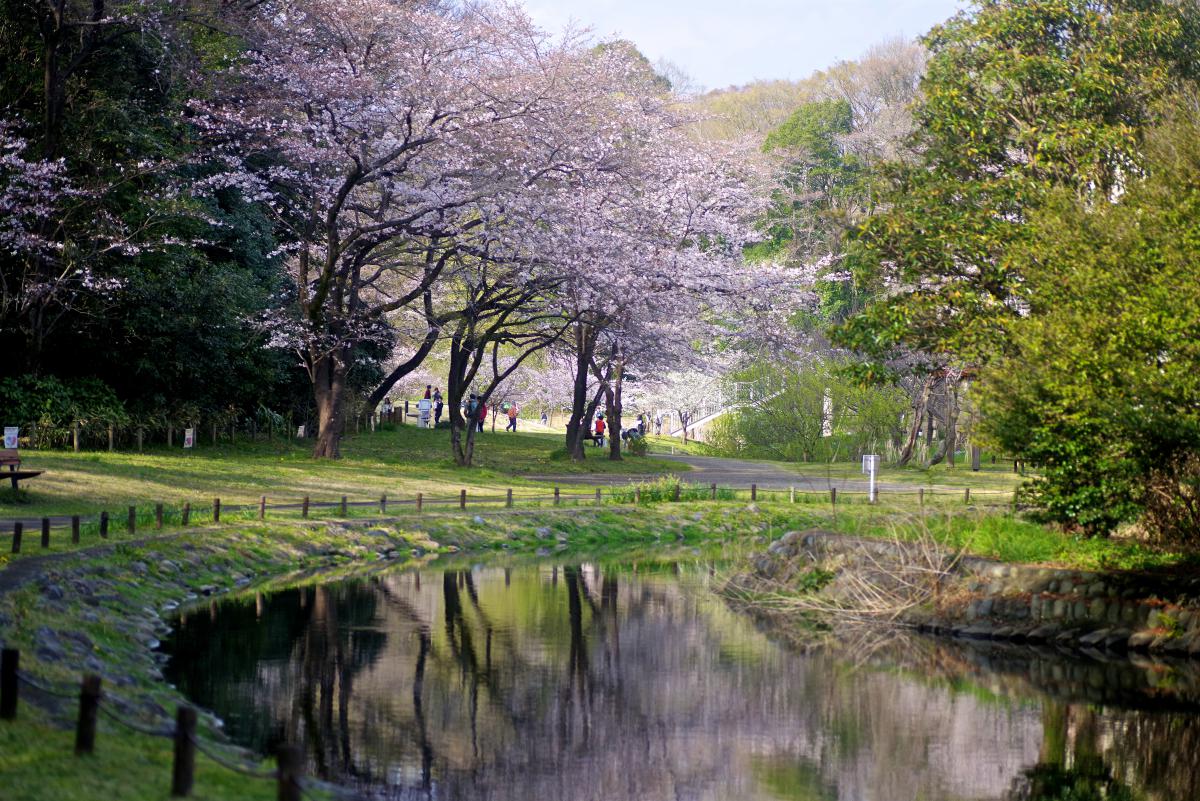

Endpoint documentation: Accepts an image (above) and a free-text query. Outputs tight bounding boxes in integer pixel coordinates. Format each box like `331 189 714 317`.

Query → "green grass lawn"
779 457 1026 492
0 425 681 519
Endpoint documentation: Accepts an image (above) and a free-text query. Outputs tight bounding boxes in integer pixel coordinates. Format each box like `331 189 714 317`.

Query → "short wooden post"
672 483 680 502
506 489 513 508
404 400 410 421
41 517 50 549
416 492 423 513
71 515 80 544
340 495 348 517
790 486 796 504
595 488 602 505
137 427 144 453
459 489 467 510
171 706 197 797
971 445 981 472
99 512 109 540
213 498 221 523
964 487 971 505
72 422 80 453
635 487 641 504
74 674 102 755
554 487 560 506
710 482 717 500
0 648 18 719
181 503 191 527
259 495 267 520
155 504 164 530
168 425 173 448
380 493 387 514
751 484 757 502
107 425 114 452
210 422 217 445
277 745 305 801
301 496 309 519
10 522 20 554
128 505 136 534
918 488 925 508
830 488 837 507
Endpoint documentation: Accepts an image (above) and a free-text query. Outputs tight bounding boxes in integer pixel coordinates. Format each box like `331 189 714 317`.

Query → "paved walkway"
530 453 910 494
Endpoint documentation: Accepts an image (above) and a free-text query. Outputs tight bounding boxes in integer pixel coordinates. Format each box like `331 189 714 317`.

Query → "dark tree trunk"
565 323 597 461
311 350 349 458
606 357 623 461
896 375 934 466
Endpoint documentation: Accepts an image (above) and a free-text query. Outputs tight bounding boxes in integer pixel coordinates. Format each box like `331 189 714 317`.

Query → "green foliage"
624 431 649 456
706 361 906 463
979 96 1200 538
836 0 1200 363
0 375 127 446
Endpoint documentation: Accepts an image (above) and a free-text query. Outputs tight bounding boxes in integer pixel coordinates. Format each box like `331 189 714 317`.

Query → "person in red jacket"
593 414 606 447
478 401 487 432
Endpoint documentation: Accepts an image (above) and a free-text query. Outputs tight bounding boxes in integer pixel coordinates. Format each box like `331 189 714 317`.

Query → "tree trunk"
565 324 597 461
447 340 472 467
312 350 348 459
606 358 624 461
928 379 959 467
896 376 934 466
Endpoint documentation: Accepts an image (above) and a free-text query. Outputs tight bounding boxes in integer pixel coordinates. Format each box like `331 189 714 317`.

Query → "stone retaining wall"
756 530 1200 657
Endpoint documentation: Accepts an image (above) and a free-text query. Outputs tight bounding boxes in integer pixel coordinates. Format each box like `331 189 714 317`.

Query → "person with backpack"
593 413 606 447
433 388 443 425
506 403 519 432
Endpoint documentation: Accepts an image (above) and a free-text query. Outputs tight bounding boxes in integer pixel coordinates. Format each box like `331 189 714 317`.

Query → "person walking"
433 388 443 425
506 403 519 432
593 413 606 447
478 400 487 432
540 410 549 426
417 392 432 429
637 413 646 435
467 393 479 429
654 414 662 435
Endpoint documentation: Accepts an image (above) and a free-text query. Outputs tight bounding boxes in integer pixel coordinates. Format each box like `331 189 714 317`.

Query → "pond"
164 558 1200 800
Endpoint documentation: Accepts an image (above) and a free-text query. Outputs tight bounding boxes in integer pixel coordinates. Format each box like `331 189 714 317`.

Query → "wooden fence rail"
0 648 305 798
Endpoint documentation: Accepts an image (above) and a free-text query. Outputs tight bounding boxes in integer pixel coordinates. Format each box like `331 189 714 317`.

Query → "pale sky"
522 0 968 91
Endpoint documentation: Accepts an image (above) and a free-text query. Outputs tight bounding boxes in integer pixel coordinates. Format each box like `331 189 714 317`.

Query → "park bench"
0 448 42 491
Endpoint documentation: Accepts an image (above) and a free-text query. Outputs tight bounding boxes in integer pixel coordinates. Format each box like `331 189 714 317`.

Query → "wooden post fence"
672 483 681 502
171 706 197 797
790 486 796 504
277 745 305 801
212 498 221 523
460 489 467 510
74 675 102 755
155 504 164 530
41 518 50 549
380 493 387 514
182 503 191 527
71 515 80 545
10 522 20 554
506 489 513 508
99 512 108 539
340 496 347 517
0 649 17 720
416 492 423 513
595 488 602 505
128 506 137 534
301 496 309 519
710 482 717 500
964 488 971 505
259 496 267 520
751 484 757 502
554 487 560 506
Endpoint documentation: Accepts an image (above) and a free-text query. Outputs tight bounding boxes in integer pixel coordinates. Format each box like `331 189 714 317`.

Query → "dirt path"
529 453 907 493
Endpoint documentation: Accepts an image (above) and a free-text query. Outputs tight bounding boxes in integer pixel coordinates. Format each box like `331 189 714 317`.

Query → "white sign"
3 427 18 449
296 424 306 438
183 428 195 448
821 389 833 438
862 454 880 503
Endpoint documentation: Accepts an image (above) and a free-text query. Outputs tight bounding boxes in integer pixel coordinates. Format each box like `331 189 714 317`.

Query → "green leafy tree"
836 0 1200 365
978 95 1200 538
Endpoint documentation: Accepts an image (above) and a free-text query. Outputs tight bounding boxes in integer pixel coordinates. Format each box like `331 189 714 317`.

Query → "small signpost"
183 428 195 449
862 454 880 504
296 424 306 438
2 427 17 449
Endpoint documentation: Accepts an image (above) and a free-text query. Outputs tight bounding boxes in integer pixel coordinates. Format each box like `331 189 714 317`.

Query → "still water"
164 559 1200 800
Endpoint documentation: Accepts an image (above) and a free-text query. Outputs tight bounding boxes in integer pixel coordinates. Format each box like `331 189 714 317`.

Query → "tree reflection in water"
165 563 1200 801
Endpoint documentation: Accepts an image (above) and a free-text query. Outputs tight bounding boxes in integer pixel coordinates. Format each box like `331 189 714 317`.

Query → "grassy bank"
0 425 684 519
